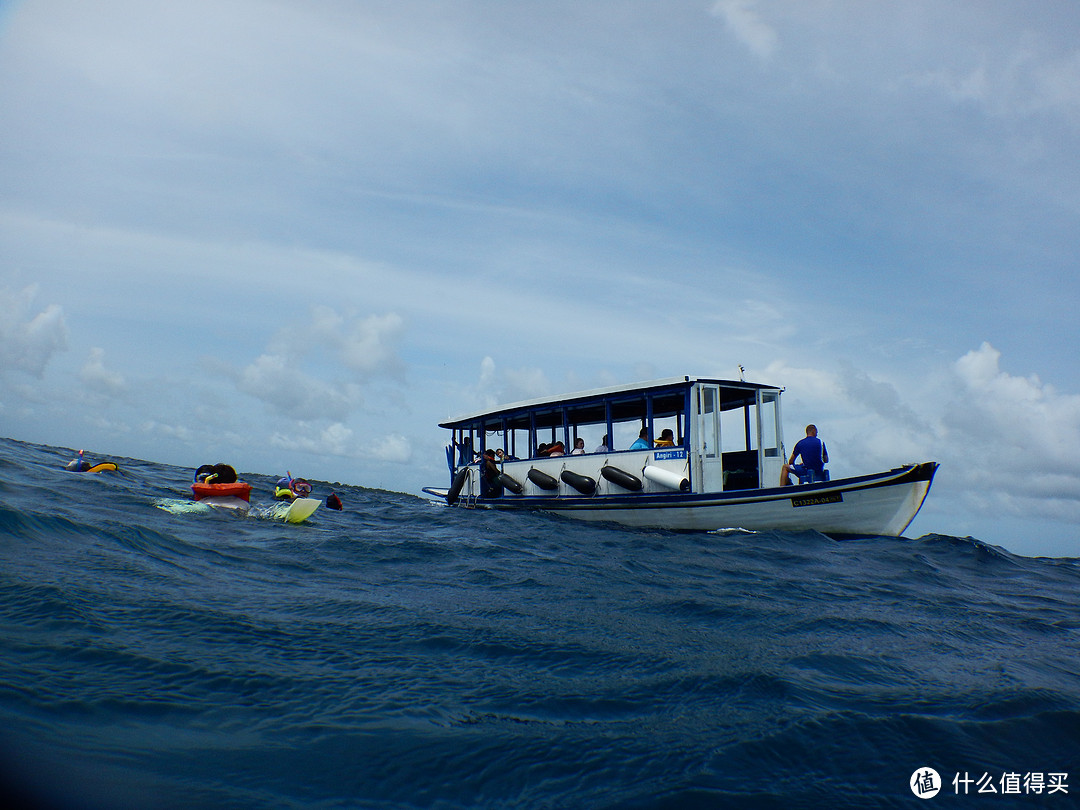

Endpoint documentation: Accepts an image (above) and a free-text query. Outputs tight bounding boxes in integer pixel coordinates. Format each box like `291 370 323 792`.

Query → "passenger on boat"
781 425 829 485
481 450 503 496
495 449 517 462
536 442 565 457
655 429 676 447
629 429 651 450
457 437 474 466
570 438 586 455
595 435 610 453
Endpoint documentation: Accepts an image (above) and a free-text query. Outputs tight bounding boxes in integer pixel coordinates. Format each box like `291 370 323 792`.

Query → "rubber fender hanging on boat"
643 465 690 492
446 467 469 505
527 468 560 491
560 469 596 495
601 465 642 491
498 472 524 494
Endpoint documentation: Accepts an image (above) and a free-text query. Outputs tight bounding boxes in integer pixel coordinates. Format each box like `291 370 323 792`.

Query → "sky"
1 0 1078 557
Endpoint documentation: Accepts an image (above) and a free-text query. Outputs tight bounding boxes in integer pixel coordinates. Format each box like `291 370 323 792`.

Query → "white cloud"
230 306 405 419
337 312 405 376
269 422 412 464
365 433 412 464
711 0 778 59
271 422 355 457
266 306 404 377
80 347 126 395
947 342 1080 481
237 353 361 421
462 356 552 413
0 285 68 377
501 366 552 404
139 420 195 443
906 36 1080 122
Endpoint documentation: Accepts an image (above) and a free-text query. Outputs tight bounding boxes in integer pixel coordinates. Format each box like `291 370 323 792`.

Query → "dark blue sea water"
1 437 1078 810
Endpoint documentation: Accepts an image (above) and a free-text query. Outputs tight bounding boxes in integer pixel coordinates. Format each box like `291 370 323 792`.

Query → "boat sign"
653 449 687 461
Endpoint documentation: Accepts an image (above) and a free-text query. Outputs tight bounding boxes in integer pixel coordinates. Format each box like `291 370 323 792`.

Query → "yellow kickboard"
282 497 320 523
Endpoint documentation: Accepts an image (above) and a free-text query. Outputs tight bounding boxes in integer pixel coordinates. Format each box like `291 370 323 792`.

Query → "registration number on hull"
791 492 843 508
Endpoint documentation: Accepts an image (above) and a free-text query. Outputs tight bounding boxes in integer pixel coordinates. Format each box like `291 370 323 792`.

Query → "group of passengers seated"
479 427 683 464
528 428 681 457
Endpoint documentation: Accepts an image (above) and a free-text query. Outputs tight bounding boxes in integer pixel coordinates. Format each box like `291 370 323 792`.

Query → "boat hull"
427 463 938 538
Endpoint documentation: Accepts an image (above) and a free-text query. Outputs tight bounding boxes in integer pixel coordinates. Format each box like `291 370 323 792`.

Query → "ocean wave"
1 437 1079 809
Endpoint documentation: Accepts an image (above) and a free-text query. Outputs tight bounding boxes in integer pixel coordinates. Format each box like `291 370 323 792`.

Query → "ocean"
1 436 1078 809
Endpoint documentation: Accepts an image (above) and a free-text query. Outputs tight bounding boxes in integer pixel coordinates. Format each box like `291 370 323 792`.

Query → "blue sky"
2 0 1078 556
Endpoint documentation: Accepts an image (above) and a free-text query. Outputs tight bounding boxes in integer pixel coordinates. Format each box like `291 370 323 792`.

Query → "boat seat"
798 469 830 485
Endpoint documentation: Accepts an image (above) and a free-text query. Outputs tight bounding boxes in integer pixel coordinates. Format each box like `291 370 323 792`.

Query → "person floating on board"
194 463 239 484
326 492 343 510
781 424 829 486
274 472 312 500
65 450 91 472
65 450 118 472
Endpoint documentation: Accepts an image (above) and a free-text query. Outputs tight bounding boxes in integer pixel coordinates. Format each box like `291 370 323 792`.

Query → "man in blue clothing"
629 428 651 450
781 424 829 485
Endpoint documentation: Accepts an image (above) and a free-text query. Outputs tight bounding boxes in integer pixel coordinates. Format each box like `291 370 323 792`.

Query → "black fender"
446 467 470 505
601 465 642 491
527 468 560 491
560 469 596 495
498 472 524 494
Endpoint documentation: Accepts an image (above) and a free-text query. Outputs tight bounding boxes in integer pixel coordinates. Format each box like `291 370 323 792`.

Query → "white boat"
424 376 938 537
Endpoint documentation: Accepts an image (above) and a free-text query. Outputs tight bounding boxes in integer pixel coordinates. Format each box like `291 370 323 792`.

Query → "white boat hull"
425 463 937 537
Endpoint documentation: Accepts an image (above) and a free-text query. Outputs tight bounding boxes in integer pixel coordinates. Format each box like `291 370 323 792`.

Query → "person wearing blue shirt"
781 424 829 485
629 428 651 450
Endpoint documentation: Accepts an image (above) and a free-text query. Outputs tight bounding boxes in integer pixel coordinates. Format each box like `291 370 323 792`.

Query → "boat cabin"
439 376 785 499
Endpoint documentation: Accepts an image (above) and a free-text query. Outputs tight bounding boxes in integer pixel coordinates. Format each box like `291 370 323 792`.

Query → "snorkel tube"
66 449 91 472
